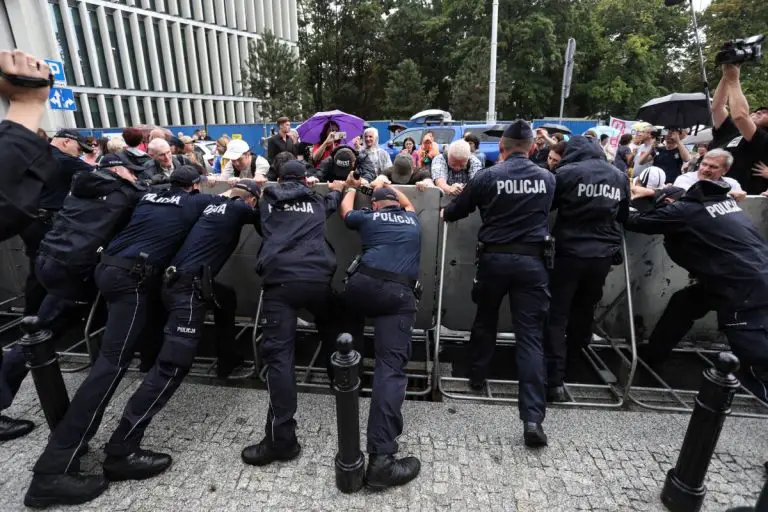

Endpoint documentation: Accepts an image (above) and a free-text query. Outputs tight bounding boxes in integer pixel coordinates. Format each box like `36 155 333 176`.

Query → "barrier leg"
332 333 365 494
18 317 70 430
661 352 741 512
619 233 638 403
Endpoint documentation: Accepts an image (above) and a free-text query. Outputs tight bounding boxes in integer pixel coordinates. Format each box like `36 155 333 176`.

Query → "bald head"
149 128 169 141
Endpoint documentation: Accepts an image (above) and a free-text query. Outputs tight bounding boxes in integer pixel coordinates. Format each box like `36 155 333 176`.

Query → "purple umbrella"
296 110 365 145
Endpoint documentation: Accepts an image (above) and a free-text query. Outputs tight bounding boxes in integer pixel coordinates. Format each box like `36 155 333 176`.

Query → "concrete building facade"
0 0 299 130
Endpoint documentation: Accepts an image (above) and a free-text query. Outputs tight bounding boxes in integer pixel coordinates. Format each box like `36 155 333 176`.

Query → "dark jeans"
20 219 52 315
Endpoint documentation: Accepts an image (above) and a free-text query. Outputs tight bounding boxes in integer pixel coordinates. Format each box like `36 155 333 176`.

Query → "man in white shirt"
632 123 656 175
672 148 746 201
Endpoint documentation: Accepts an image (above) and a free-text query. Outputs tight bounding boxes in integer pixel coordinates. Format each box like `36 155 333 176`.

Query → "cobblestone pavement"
1 372 765 511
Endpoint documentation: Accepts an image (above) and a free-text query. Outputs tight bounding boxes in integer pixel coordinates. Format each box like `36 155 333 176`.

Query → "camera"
715 34 764 66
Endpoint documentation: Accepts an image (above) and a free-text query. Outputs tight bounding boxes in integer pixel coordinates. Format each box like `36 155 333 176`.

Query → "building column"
143 16 163 91
170 98 182 125
235 0 247 31
96 7 119 88
114 11 136 89
97 94 110 128
215 101 226 124
245 0 257 33
205 100 216 125
180 0 192 19
196 28 213 95
183 98 195 125
229 34 242 96
219 32 234 96
226 101 236 124
204 0 216 24
245 102 255 123
184 25 201 93
254 0 265 34
262 0 273 34
224 0 236 29
129 13 150 90
235 102 246 124
193 99 205 125
129 96 141 125
156 98 169 126
113 96 127 127
158 20 177 91
281 0 291 42
289 0 299 42
143 96 156 125
207 30 224 95
81 93 94 128
192 0 205 21
167 0 180 16
271 0 283 39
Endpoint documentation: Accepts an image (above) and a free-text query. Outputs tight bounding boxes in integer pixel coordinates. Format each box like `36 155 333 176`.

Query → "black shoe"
241 437 301 466
103 448 172 481
523 422 548 448
365 454 421 490
217 356 245 379
546 386 568 403
24 473 108 508
468 377 486 392
0 415 34 442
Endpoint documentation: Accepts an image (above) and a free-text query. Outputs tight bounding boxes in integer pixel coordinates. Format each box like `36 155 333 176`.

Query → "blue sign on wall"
44 59 66 84
48 87 77 111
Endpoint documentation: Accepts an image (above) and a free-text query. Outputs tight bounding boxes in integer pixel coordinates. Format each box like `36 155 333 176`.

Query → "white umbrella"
410 109 452 122
683 128 713 145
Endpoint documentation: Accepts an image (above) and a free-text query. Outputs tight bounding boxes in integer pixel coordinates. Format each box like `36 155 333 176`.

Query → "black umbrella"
538 123 572 134
483 124 509 138
636 92 710 128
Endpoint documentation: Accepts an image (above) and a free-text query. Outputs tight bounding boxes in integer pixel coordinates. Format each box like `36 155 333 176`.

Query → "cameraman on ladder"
710 35 768 195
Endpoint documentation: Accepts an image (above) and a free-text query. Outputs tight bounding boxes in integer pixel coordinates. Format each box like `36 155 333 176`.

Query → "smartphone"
334 131 346 141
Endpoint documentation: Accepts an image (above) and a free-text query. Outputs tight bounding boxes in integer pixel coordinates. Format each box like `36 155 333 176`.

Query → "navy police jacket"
40 146 95 210
171 198 258 276
0 121 59 242
39 169 145 273
443 153 555 244
255 181 342 285
106 187 218 267
552 136 630 258
344 206 421 281
626 180 768 308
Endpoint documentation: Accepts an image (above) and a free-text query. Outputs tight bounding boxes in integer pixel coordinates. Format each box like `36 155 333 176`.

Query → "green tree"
240 31 306 120
382 59 436 119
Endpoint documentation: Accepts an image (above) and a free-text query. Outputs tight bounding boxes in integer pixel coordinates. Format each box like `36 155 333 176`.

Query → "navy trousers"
260 281 339 451
544 255 613 388
0 255 95 414
19 219 52 316
33 263 156 474
105 277 208 456
467 253 549 423
342 273 416 455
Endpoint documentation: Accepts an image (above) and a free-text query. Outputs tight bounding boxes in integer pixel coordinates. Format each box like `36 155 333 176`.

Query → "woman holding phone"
311 120 344 168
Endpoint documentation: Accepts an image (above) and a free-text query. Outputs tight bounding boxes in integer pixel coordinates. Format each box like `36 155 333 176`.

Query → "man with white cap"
220 139 270 183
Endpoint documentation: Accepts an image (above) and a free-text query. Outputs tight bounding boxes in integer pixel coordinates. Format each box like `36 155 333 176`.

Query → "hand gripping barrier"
433 218 638 408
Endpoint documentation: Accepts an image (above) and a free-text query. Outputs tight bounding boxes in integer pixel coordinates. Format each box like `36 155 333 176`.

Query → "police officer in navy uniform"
100 180 261 481
21 129 96 317
0 155 145 443
443 120 555 447
544 136 630 402
625 164 768 405
338 177 422 489
24 166 218 508
241 160 346 467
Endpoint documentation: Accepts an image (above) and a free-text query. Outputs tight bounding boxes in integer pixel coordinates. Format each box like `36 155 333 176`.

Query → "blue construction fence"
72 118 601 157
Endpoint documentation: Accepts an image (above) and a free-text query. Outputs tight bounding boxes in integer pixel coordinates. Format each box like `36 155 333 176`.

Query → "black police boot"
102 448 172 481
546 386 568 403
24 473 109 508
216 355 245 379
241 437 301 466
523 422 548 448
365 454 421 490
0 415 34 441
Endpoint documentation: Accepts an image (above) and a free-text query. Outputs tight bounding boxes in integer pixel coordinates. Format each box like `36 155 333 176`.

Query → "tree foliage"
382 59 436 119
283 0 768 121
240 31 308 120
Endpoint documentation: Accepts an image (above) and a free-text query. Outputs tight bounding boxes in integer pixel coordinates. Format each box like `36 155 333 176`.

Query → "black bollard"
331 333 365 494
661 352 741 512
18 316 70 430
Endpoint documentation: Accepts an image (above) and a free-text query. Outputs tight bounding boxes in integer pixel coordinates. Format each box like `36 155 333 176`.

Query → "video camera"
715 34 764 66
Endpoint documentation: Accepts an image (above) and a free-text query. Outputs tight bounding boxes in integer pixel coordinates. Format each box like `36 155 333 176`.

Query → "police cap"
279 160 307 181
168 136 185 150
502 120 534 140
170 165 202 186
54 129 94 153
233 179 262 197
372 187 398 202
99 153 145 173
